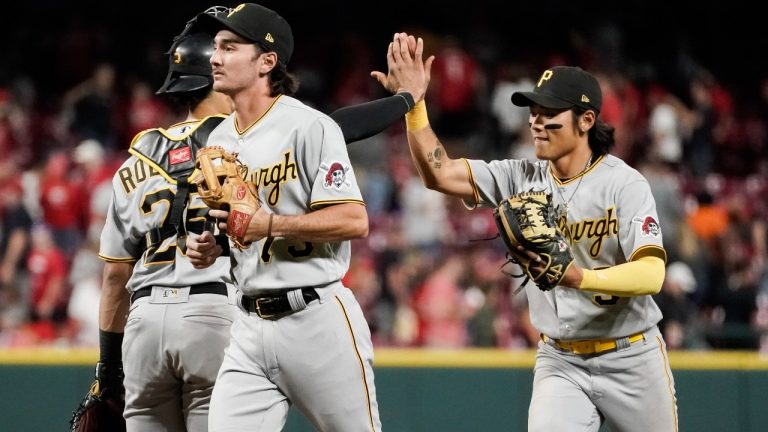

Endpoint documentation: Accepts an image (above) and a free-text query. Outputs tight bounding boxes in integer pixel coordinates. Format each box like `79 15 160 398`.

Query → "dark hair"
572 107 615 156
254 43 299 97
268 62 299 96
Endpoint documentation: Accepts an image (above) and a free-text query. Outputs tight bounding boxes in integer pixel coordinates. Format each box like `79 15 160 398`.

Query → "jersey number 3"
260 237 314 263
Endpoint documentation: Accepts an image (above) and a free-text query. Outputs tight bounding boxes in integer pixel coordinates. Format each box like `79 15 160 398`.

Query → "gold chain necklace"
554 154 593 217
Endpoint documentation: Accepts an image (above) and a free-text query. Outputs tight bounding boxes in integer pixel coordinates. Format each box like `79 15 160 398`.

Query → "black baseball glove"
70 362 126 432
494 191 574 291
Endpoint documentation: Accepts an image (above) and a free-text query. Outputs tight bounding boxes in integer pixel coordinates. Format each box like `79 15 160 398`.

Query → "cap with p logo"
196 3 294 66
511 66 602 114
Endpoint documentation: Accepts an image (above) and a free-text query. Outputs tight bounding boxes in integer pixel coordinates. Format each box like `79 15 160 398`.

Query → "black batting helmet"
155 6 230 95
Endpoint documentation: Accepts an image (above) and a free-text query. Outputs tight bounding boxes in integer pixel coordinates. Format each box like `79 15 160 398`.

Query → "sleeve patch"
632 215 661 237
320 161 352 190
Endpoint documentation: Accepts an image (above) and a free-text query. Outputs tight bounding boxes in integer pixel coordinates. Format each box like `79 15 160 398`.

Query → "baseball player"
93 7 427 431
96 6 239 431
384 33 678 431
185 4 427 431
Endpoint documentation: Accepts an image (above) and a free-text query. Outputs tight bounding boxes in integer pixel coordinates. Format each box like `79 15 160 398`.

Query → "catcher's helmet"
155 7 230 95
155 32 214 95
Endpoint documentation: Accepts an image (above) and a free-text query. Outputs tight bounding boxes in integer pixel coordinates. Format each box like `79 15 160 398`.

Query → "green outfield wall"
1 348 766 431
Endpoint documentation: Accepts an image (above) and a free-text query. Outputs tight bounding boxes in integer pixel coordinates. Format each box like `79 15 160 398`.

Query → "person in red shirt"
27 224 70 332
39 151 83 256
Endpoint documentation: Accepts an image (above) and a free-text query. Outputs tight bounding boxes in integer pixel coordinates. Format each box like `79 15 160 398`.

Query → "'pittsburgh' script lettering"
558 206 619 257
249 151 298 206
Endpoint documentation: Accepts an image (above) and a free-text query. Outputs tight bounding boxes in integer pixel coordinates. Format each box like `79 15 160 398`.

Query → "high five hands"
371 32 434 103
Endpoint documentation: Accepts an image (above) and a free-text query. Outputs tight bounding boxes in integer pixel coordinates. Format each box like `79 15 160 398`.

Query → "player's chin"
533 144 550 160
212 79 231 94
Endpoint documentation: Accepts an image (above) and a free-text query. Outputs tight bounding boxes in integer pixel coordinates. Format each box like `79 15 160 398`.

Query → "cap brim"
511 91 573 110
195 11 254 43
156 75 211 95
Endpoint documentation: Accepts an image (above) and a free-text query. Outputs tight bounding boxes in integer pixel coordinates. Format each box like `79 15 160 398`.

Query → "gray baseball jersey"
466 154 677 431
205 95 381 432
207 96 364 293
99 118 232 290
99 117 238 431
465 154 666 339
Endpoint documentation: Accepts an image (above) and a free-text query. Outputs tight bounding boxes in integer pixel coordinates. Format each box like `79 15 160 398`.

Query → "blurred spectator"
681 71 718 177
61 62 122 151
428 36 484 142
489 63 534 159
640 158 685 262
38 151 83 256
331 34 377 108
400 174 451 251
0 167 32 334
686 190 728 243
646 85 686 165
71 138 115 241
26 224 70 339
126 80 169 139
66 236 103 347
654 262 708 350
413 253 471 348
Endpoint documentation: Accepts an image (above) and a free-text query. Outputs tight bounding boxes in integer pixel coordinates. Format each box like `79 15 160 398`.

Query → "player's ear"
258 50 278 73
581 110 597 130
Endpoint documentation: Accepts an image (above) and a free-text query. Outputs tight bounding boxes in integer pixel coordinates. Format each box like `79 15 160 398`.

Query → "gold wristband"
405 100 429 131
267 213 274 238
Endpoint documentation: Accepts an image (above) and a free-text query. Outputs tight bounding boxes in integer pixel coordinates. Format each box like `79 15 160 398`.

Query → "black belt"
240 288 319 318
131 282 228 303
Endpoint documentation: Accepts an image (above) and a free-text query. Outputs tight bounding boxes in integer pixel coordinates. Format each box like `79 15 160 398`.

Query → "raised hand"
371 32 434 103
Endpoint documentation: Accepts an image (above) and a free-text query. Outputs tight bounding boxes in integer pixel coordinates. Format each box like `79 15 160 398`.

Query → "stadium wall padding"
1 348 766 431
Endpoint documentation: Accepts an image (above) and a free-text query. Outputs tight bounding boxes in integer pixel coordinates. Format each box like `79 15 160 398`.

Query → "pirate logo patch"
320 161 351 190
632 215 661 237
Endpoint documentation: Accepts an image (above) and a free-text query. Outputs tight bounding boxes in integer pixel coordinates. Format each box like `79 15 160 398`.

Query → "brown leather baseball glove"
494 191 574 291
189 146 260 249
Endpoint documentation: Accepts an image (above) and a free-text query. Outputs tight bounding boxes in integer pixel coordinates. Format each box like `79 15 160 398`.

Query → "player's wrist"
267 213 275 238
395 91 415 111
405 100 429 131
98 329 124 365
579 269 598 290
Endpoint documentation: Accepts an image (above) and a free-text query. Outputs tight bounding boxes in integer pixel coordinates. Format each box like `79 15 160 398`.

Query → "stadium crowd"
0 6 767 352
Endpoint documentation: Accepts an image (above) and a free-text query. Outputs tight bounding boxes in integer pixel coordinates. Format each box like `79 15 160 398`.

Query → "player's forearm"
405 101 474 200
99 261 133 332
270 203 368 242
578 256 666 296
330 92 415 143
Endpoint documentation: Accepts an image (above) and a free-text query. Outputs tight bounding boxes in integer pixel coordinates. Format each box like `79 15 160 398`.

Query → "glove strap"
170 176 190 239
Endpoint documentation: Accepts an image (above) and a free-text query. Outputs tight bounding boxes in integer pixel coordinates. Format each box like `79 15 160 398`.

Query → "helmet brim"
156 74 211 95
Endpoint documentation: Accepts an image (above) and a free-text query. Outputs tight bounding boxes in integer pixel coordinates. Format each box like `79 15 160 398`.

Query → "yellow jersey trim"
629 244 667 263
550 154 605 186
98 254 137 263
234 95 282 135
461 158 480 210
309 199 365 210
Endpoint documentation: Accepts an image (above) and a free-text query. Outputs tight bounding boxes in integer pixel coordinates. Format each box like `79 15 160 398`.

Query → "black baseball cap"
512 66 602 114
196 3 294 66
